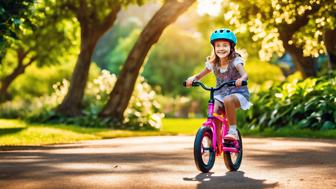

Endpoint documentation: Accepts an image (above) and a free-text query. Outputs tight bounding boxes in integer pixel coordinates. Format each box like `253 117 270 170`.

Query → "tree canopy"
201 0 336 77
0 0 77 102
0 0 35 59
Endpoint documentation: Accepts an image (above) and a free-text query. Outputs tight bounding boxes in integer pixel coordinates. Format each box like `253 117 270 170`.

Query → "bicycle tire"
223 129 243 171
194 126 216 173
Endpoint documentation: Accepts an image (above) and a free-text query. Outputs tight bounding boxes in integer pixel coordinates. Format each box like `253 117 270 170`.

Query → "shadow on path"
0 128 25 137
184 171 278 189
0 147 191 181
246 145 336 171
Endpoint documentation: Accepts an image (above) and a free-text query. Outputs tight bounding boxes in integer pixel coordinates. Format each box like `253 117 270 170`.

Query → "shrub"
0 70 164 129
240 71 336 130
0 79 69 120
4 59 101 99
157 95 200 118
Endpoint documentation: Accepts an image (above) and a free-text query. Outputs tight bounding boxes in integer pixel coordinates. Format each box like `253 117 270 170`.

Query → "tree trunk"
99 0 195 121
282 41 317 78
277 4 321 78
0 48 34 102
323 28 336 70
56 4 121 116
56 32 98 116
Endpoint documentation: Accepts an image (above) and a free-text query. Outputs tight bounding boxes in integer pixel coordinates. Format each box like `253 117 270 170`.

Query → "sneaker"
224 129 238 140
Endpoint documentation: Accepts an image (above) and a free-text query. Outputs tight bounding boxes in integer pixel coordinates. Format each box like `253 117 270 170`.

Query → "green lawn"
161 118 204 135
0 118 335 146
0 119 174 146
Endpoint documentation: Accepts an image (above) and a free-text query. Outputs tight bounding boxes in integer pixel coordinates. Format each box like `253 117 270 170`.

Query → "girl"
186 28 251 142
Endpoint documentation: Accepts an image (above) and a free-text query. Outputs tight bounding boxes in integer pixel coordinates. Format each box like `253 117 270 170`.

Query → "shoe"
223 129 238 140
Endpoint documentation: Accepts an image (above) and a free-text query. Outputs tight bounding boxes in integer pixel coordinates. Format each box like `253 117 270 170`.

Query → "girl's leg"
223 95 240 124
223 95 241 139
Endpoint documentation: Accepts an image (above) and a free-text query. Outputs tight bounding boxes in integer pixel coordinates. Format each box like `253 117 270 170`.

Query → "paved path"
0 136 335 189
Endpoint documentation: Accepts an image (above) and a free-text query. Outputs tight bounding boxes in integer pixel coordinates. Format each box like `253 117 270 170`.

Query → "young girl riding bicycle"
186 28 251 145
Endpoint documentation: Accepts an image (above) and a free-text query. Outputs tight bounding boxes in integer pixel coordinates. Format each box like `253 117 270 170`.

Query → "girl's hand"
235 78 243 87
186 76 195 88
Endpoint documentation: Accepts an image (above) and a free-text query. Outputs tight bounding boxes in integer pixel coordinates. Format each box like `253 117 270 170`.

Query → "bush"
83 70 164 129
0 79 69 120
0 70 164 129
240 71 336 131
157 95 203 118
11 63 101 97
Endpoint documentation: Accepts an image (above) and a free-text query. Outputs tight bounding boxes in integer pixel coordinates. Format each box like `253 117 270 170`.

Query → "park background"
0 0 335 145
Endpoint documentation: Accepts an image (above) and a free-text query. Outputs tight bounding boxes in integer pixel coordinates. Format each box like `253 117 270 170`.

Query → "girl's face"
214 40 231 59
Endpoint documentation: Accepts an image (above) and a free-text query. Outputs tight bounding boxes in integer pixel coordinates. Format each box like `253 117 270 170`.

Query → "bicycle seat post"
207 88 215 118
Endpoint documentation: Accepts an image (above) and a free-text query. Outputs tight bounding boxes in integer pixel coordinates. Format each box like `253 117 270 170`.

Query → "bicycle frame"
185 80 246 172
183 80 246 154
202 101 239 154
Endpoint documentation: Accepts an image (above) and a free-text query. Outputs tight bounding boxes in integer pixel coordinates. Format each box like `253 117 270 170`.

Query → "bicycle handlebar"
183 80 247 91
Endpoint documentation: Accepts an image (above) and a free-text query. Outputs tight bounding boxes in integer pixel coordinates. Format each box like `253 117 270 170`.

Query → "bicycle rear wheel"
194 126 216 173
223 129 243 171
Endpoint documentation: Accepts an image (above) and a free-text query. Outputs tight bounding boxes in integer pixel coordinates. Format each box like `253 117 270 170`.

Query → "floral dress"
205 56 252 110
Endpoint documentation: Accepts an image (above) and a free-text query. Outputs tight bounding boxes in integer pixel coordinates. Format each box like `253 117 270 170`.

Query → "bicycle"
183 80 247 172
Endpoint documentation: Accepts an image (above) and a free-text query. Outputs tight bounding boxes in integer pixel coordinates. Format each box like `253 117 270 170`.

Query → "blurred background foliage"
0 0 335 131
0 0 35 58
239 72 336 131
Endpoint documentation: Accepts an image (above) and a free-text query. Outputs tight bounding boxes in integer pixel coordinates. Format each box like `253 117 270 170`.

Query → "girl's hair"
206 42 241 69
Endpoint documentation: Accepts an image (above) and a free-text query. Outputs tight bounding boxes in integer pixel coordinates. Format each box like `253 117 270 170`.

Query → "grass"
161 118 203 135
0 118 335 147
0 119 175 146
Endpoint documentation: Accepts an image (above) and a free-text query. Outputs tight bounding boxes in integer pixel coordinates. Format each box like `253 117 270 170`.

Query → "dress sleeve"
233 57 244 67
205 61 213 71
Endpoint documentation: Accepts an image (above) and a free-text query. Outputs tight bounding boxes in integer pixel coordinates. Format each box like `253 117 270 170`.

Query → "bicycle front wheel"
194 126 216 173
223 129 243 171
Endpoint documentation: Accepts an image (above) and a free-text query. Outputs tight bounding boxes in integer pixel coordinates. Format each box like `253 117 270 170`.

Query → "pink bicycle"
183 80 247 172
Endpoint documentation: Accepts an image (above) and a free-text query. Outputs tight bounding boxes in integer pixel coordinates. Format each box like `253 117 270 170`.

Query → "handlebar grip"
228 80 248 87
183 81 200 87
192 81 199 87
227 80 236 87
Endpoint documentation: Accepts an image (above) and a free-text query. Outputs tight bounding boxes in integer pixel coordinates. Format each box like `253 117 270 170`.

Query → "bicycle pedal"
223 140 235 147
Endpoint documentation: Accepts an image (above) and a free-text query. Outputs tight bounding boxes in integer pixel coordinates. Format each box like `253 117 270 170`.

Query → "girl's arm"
235 64 248 87
186 67 211 87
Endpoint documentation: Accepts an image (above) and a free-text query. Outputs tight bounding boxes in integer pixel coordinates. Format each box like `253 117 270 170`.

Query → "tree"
0 0 35 61
0 1 74 102
321 2 336 70
211 0 335 78
323 28 336 69
56 0 131 116
95 24 204 96
276 3 322 78
99 0 196 121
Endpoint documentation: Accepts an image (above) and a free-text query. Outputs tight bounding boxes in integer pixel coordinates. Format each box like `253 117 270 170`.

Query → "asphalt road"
0 136 335 189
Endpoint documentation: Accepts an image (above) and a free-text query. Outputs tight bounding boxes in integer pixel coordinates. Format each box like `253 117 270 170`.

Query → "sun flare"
197 0 223 17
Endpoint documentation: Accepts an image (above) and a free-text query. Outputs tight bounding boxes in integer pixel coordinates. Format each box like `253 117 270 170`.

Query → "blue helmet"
210 28 237 46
